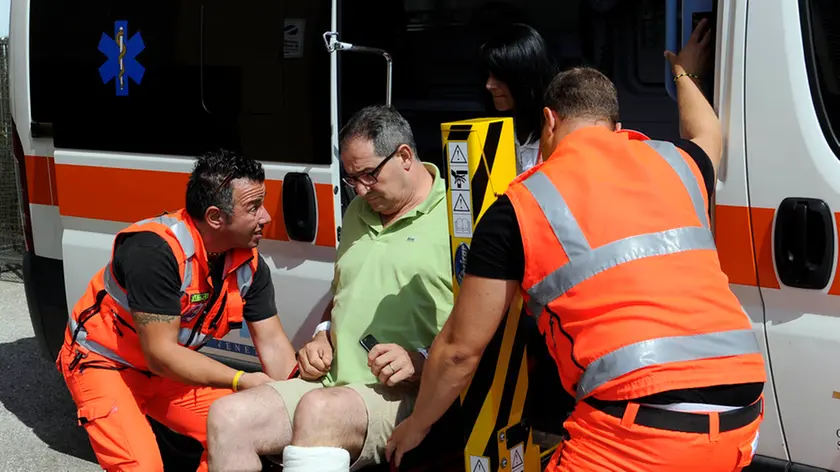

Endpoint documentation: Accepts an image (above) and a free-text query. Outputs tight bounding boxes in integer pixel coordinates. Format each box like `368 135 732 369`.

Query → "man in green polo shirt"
206 105 454 472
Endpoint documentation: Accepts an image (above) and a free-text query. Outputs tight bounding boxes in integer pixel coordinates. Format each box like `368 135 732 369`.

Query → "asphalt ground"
0 272 100 472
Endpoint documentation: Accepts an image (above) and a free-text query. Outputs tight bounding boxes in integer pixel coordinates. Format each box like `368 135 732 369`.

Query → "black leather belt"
583 397 762 434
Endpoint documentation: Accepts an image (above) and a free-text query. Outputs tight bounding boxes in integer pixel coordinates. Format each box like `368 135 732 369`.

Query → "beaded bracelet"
674 71 700 83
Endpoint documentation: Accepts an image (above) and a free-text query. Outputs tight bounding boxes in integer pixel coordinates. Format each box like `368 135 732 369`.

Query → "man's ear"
539 107 558 160
615 121 623 131
543 107 557 135
205 206 225 230
399 144 414 169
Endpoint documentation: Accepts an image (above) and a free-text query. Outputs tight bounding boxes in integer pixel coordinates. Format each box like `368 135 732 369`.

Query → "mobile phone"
360 334 379 353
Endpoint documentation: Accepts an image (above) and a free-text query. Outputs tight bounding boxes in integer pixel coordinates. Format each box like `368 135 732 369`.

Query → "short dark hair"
480 23 558 145
185 149 265 221
339 105 418 159
543 67 619 127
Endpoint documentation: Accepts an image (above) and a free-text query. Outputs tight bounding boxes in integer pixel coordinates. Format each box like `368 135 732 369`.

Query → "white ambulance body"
7 0 839 470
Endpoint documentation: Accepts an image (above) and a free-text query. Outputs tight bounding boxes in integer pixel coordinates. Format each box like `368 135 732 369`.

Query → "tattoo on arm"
132 311 180 326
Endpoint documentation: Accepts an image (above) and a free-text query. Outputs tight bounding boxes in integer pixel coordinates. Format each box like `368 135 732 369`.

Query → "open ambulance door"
27 0 340 368
710 0 790 469
734 0 840 470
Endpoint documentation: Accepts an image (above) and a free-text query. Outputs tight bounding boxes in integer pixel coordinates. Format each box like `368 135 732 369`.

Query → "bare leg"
207 384 293 472
290 387 368 459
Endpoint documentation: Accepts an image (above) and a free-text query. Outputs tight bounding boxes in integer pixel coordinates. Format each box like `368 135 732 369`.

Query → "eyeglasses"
341 146 401 187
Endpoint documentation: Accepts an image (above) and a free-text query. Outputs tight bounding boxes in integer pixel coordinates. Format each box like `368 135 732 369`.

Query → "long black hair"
479 24 558 146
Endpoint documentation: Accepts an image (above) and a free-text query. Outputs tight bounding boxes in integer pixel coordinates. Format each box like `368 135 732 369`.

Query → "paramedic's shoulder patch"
190 292 210 304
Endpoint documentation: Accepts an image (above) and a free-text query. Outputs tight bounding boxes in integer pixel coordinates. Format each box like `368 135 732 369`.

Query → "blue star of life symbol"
98 20 145 96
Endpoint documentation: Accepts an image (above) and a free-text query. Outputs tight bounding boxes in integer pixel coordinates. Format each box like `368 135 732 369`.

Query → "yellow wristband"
232 370 245 392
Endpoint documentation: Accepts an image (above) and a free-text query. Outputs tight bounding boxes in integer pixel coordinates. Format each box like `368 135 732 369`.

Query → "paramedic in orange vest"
387 19 767 471
56 149 298 472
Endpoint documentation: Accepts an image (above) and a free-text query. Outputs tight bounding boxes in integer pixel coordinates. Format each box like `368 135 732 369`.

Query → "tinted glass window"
803 0 840 155
29 0 330 164
339 0 674 174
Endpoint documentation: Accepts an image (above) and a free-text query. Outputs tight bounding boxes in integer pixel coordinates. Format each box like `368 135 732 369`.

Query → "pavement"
0 271 100 472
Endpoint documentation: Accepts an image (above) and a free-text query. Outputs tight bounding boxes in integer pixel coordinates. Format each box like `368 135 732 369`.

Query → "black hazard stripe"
471 121 503 221
460 311 507 439
482 305 529 467
447 124 473 141
445 125 473 190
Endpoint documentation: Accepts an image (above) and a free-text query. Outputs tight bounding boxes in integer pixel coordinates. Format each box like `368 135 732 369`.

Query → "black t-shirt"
466 138 763 406
112 232 277 323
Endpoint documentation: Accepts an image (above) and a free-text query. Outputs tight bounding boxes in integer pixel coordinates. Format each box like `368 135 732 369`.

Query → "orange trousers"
547 399 763 472
57 345 233 472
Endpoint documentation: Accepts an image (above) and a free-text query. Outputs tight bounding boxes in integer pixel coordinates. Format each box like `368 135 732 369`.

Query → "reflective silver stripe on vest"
236 263 254 298
523 141 716 318
103 217 198 309
175 263 253 349
67 317 139 369
576 329 761 400
179 328 209 347
522 171 591 258
135 216 197 292
103 262 130 312
526 226 716 316
517 141 759 401
87 215 255 353
644 140 709 229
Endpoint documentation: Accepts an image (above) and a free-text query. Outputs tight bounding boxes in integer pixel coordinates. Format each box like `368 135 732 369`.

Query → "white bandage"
282 445 350 472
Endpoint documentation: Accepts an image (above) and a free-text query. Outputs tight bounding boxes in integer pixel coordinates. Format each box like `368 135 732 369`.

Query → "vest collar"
546 126 652 163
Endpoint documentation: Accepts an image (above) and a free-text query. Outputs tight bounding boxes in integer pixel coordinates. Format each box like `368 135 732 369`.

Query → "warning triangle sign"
512 449 523 469
450 145 468 164
472 460 487 472
453 193 470 212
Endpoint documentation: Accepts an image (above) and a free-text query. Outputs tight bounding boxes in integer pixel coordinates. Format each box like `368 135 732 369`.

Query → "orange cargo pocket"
77 399 136 469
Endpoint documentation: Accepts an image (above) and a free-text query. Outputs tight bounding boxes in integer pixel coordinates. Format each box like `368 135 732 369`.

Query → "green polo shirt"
322 162 454 387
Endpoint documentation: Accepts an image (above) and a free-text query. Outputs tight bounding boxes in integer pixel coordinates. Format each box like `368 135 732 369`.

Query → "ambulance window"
28 0 54 134
28 0 330 165
339 0 675 173
802 0 840 155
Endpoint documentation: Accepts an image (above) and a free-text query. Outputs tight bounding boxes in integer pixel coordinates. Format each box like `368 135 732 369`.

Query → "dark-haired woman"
480 23 558 175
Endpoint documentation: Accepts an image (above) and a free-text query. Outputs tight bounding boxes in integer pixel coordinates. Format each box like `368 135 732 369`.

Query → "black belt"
583 396 762 434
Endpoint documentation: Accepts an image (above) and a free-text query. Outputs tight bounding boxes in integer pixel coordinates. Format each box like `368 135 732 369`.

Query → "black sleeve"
673 139 715 200
113 232 183 316
464 195 525 281
242 254 278 323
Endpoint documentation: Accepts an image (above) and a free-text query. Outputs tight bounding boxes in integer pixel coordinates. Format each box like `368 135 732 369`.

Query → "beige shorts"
268 378 417 470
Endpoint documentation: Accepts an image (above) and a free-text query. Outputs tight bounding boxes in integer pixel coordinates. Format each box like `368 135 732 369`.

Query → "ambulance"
8 0 840 470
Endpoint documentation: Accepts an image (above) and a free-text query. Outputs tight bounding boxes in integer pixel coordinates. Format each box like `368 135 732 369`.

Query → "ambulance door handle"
773 197 834 290
282 172 317 243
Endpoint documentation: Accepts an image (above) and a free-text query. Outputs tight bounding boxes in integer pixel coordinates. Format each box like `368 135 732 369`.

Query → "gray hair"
339 105 419 159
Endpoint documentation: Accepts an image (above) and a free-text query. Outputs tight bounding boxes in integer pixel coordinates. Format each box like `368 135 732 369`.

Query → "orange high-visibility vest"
65 209 258 371
506 126 766 402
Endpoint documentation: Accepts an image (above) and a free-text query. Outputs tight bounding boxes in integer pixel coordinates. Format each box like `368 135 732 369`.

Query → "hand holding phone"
360 334 379 352
365 339 417 386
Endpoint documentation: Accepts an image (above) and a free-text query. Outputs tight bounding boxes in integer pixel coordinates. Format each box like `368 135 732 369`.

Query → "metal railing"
0 37 24 282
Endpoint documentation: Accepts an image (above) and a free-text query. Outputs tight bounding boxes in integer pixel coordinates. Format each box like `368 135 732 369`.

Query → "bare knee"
294 388 341 429
292 387 366 451
207 392 253 437
208 385 290 446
